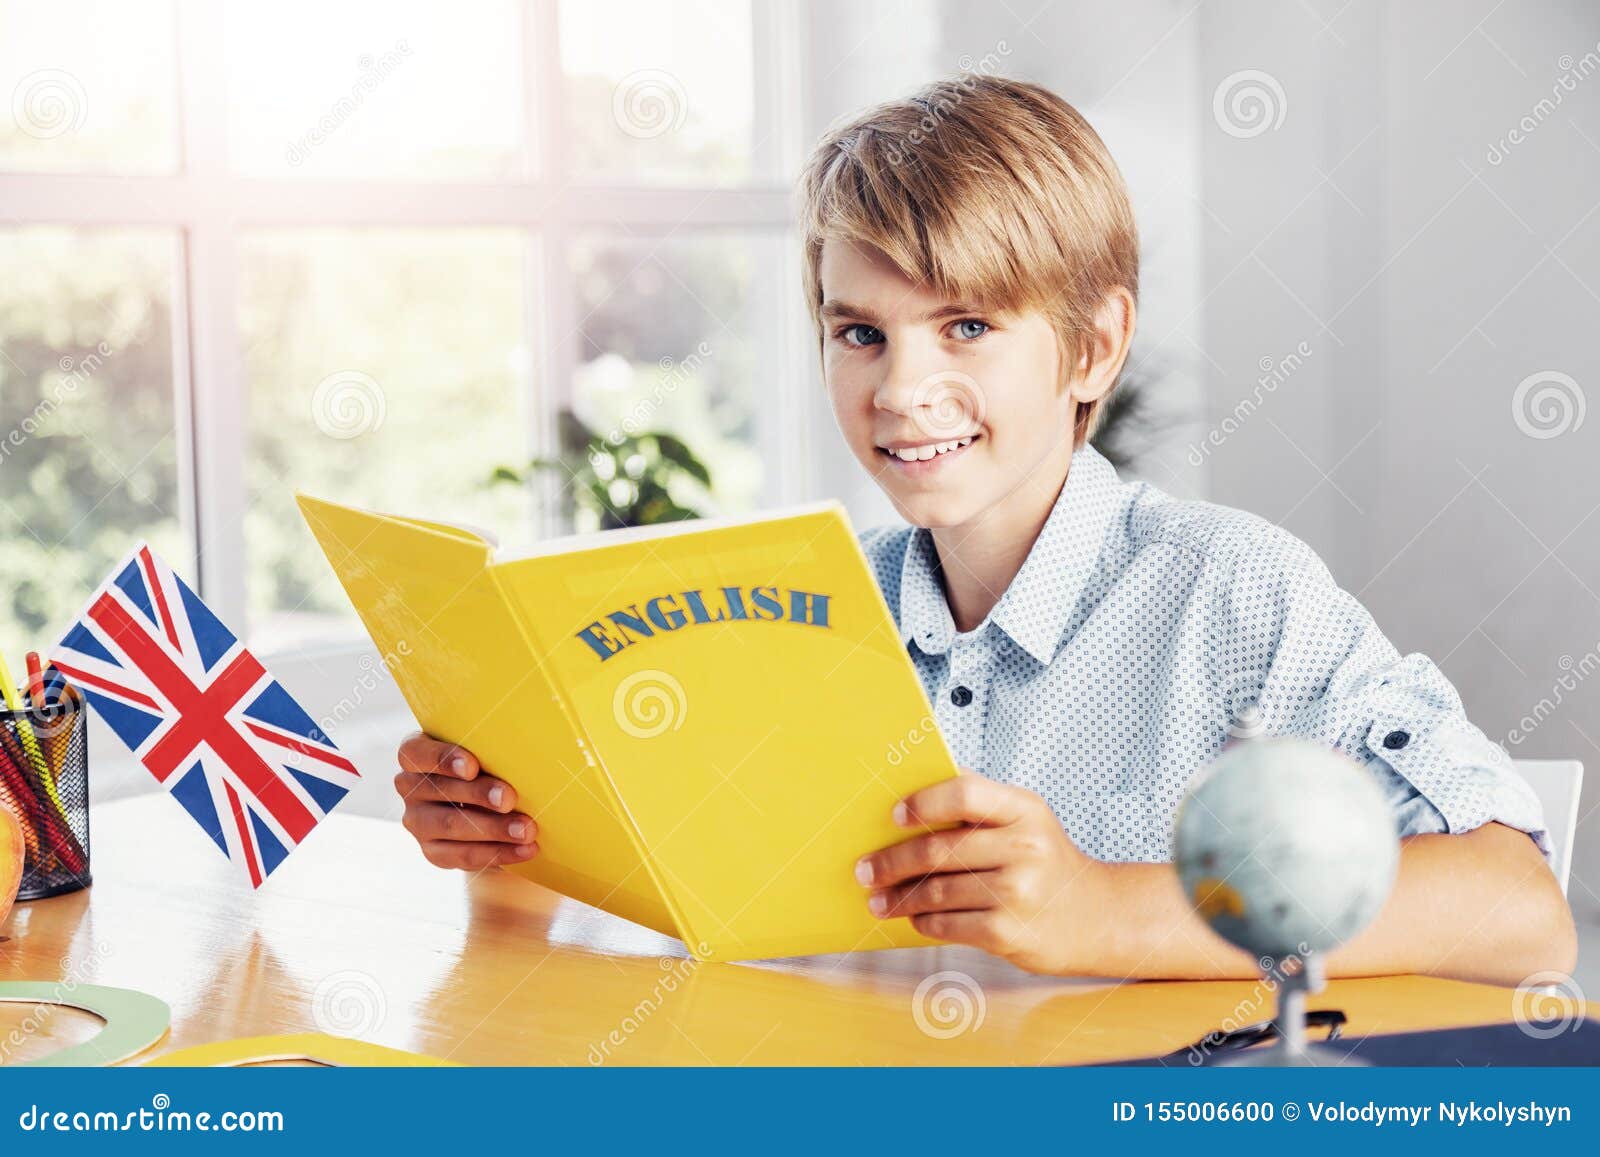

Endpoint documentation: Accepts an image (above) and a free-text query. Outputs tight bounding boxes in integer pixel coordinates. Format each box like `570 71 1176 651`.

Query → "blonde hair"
798 76 1139 446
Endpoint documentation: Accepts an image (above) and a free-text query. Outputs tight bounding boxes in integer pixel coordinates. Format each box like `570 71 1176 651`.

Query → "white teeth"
888 436 974 461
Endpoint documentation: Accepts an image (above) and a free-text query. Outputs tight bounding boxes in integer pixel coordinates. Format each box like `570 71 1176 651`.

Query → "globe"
1173 733 1399 961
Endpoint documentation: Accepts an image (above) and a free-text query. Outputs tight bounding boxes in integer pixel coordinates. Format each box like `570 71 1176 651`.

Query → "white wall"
804 1 1600 927
1195 0 1600 922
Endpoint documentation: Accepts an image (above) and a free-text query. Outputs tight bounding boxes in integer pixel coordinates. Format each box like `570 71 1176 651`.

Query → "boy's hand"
394 732 539 871
855 772 1112 974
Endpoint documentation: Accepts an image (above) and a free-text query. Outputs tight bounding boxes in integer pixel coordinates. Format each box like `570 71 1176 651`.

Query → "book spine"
484 564 706 956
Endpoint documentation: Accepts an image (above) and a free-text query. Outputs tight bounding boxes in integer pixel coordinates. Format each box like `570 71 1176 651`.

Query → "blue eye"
953 319 990 340
841 324 883 348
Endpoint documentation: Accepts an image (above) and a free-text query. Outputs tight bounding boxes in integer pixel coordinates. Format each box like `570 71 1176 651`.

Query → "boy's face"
819 239 1077 532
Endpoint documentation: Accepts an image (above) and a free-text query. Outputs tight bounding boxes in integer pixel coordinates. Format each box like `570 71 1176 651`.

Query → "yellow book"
297 494 959 962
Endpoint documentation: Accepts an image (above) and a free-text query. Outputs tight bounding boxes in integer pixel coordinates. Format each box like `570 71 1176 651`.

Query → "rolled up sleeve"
1219 528 1550 856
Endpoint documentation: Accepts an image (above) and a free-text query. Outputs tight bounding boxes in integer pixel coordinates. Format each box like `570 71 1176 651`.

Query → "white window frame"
0 0 812 710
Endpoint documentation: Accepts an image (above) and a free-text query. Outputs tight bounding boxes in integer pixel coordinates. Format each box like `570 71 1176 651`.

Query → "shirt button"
950 686 973 707
1382 729 1410 751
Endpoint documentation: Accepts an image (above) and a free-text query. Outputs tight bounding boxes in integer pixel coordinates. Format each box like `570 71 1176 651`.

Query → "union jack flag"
51 543 359 888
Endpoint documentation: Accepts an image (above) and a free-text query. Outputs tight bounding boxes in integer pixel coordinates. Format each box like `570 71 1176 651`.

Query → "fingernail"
868 893 888 916
892 802 910 826
510 818 531 841
451 755 468 774
854 857 874 885
489 784 507 810
513 843 537 860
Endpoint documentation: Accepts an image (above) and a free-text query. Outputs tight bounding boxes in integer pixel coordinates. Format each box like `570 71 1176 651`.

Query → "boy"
394 77 1575 985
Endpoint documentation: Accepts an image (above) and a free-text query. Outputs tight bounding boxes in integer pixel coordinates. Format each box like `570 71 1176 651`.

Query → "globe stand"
1221 954 1364 1067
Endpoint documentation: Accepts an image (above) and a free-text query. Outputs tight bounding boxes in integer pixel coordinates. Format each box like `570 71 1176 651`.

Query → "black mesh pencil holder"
0 698 92 900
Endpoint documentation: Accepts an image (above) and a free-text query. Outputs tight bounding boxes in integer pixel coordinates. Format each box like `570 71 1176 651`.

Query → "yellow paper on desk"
297 494 958 962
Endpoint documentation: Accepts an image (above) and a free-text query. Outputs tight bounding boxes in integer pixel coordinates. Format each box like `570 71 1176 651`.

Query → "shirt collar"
897 444 1125 665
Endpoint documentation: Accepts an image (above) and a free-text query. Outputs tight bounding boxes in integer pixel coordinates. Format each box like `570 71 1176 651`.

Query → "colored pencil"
0 721 85 876
25 652 45 709
0 646 63 815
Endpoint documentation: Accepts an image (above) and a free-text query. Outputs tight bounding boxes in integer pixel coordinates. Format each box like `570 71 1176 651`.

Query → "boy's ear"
1067 287 1137 405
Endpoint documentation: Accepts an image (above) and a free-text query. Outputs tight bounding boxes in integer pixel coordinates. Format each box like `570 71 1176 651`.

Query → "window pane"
0 228 182 646
224 0 525 180
560 0 758 185
239 229 532 650
569 232 775 521
0 0 179 174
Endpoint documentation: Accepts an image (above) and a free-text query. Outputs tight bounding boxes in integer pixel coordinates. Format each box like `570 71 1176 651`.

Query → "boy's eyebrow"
819 299 992 323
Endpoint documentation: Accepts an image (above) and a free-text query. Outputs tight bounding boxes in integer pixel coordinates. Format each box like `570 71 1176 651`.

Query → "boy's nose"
874 358 987 438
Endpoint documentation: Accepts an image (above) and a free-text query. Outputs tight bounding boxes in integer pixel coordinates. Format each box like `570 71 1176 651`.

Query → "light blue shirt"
859 444 1548 864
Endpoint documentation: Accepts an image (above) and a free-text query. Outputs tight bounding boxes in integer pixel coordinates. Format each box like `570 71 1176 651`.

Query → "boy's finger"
403 801 536 844
855 827 1008 888
394 770 520 813
421 839 539 872
893 774 1027 830
909 909 1011 954
868 870 1001 918
397 732 480 779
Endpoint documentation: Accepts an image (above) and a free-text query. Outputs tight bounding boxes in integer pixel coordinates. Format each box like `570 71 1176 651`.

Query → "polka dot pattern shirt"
859 444 1548 865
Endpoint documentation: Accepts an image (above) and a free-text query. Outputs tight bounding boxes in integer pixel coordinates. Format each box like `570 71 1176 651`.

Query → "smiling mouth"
876 434 980 464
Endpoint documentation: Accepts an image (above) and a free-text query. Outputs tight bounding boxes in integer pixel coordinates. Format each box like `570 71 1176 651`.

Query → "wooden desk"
0 796 1574 1066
